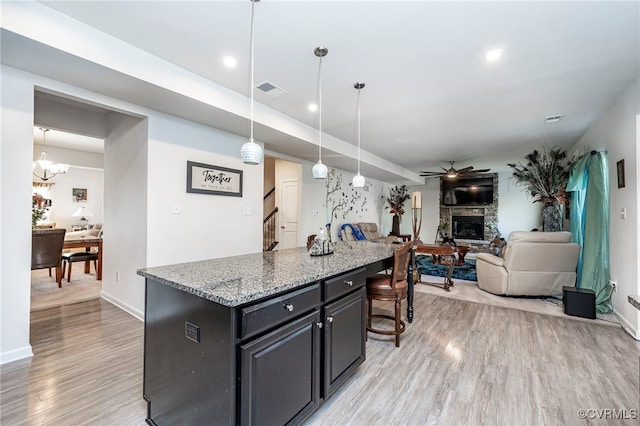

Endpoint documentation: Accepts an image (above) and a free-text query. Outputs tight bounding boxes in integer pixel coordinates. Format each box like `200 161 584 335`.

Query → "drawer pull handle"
327 316 334 323
316 322 323 329
284 304 294 312
345 280 353 286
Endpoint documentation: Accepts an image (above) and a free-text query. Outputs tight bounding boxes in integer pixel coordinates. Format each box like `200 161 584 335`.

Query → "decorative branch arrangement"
385 185 410 216
507 146 574 205
508 145 575 231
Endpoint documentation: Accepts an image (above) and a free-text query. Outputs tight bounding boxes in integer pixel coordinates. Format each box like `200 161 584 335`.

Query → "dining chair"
365 241 412 347
61 251 99 282
31 228 66 288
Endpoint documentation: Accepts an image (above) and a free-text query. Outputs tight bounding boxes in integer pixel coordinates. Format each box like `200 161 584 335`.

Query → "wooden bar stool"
365 241 412 347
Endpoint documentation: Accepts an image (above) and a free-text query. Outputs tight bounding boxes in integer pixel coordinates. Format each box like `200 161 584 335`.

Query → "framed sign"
616 159 625 189
187 161 243 197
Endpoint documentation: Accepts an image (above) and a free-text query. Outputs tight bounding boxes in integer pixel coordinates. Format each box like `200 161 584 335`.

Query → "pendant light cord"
356 88 361 174
249 0 256 143
316 56 323 160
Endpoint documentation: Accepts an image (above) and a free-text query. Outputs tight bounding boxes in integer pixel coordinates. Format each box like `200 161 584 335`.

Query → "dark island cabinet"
143 266 368 425
240 310 321 425
322 287 366 398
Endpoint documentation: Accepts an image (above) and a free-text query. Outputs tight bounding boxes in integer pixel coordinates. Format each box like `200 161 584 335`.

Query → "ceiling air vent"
544 114 564 123
256 80 288 98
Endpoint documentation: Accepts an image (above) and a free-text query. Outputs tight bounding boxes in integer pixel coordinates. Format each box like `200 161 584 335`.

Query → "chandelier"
32 128 70 181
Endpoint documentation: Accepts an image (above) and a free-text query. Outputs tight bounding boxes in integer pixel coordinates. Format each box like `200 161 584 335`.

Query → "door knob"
327 316 334 323
284 304 294 312
316 322 323 329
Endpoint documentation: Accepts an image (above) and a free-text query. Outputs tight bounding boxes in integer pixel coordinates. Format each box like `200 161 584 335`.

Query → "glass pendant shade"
241 138 263 165
312 160 328 179
352 173 365 188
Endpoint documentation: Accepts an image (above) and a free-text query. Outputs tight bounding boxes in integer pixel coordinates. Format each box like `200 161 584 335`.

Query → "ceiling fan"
420 161 490 179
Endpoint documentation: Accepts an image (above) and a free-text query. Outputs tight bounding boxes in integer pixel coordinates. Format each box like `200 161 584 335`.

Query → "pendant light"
240 0 263 165
32 128 70 181
311 46 329 179
352 82 366 188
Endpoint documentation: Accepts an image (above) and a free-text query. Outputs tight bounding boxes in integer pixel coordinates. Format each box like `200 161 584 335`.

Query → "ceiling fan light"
352 173 365 188
312 160 328 179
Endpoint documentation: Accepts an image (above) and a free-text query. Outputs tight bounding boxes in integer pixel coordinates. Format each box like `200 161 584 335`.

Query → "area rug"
415 254 477 281
31 268 101 311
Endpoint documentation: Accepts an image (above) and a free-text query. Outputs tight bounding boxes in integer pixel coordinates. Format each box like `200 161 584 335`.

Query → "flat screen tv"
441 176 494 206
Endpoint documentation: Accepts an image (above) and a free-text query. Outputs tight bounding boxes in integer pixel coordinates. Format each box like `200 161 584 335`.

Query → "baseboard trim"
100 291 144 322
613 307 639 340
0 345 33 365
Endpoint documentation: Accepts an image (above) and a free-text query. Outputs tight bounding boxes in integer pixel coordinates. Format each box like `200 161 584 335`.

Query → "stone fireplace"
452 215 484 240
438 173 499 250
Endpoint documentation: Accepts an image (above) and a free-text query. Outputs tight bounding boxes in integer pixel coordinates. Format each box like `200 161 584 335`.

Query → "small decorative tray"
310 250 334 257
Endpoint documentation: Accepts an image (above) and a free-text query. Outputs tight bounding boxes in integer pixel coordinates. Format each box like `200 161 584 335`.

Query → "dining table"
63 237 102 280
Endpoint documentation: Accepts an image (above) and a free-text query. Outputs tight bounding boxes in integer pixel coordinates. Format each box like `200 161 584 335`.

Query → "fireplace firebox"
452 216 484 240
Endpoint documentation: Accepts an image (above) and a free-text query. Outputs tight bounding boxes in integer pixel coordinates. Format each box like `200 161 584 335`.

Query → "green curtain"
566 151 611 313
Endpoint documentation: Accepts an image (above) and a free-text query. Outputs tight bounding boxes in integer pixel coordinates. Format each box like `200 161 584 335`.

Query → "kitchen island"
137 241 406 425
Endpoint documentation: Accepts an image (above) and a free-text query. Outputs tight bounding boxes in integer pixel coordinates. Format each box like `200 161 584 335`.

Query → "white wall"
497 172 541 236
570 76 639 336
34 165 104 230
0 66 35 364
298 162 394 243
101 114 148 319
0 65 265 363
146 115 263 266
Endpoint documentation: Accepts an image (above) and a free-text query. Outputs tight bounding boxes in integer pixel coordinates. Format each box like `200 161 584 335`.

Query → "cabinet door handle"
345 280 353 286
327 316 334 323
284 304 294 312
316 322 323 329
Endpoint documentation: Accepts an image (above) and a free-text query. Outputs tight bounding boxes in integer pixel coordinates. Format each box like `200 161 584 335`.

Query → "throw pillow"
351 224 367 241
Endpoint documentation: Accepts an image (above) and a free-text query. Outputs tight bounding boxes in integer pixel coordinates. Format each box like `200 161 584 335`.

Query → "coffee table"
414 244 466 291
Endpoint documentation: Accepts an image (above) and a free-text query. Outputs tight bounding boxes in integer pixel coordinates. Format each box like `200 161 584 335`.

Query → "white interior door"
279 179 299 249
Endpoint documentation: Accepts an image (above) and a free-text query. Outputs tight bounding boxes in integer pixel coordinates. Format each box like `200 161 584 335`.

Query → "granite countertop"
628 296 640 311
137 241 399 307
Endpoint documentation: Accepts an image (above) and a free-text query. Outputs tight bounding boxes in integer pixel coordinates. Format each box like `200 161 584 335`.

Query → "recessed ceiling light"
308 103 318 112
485 48 503 62
223 56 237 68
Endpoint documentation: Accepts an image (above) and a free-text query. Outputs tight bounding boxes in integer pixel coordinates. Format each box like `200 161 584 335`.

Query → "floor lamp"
411 191 422 244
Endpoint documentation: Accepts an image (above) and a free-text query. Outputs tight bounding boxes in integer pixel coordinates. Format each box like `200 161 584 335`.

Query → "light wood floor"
2 293 638 425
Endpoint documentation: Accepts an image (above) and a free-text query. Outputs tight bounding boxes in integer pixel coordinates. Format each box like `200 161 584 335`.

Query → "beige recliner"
476 231 580 296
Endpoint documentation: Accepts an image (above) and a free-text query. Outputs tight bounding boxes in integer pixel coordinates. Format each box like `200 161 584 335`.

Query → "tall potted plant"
508 146 575 232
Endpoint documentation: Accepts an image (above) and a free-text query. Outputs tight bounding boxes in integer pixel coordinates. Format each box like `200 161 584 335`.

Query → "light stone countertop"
137 241 399 307
628 296 640 311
